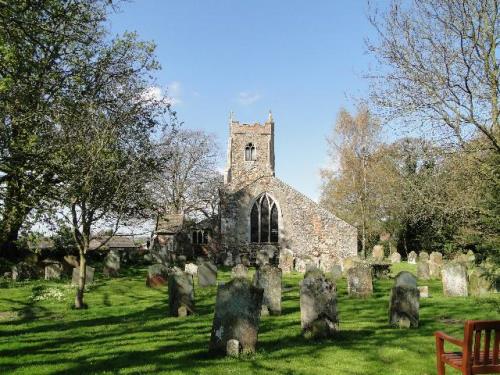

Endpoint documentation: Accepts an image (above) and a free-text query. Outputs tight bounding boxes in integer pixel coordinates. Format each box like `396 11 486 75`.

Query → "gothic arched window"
245 143 256 161
250 193 279 243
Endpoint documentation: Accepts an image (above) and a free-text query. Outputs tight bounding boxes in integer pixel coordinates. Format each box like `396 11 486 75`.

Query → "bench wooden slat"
493 330 499 365
484 330 491 364
475 330 482 364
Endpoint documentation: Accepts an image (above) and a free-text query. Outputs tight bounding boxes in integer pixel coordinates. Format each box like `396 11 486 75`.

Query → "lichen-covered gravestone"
146 264 169 288
279 248 294 274
468 268 494 297
300 268 339 338
209 278 263 355
372 245 385 261
104 249 120 277
441 262 468 297
390 252 401 264
347 264 373 297
408 251 417 264
44 262 63 280
168 268 194 317
330 264 343 281
231 264 248 279
252 264 282 316
428 252 443 279
419 251 429 262
71 266 95 286
429 251 443 264
198 261 217 287
416 261 430 280
389 271 419 328
184 263 198 276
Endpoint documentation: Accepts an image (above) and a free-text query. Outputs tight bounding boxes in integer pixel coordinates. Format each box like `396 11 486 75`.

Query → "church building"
220 113 357 271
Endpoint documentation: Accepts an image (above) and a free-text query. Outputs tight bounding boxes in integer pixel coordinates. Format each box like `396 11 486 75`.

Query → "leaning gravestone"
44 262 63 280
330 264 343 281
347 264 373 297
198 261 217 287
184 263 198 276
390 252 401 264
416 261 430 280
279 248 294 274
231 264 248 279
372 245 385 262
408 251 417 264
389 271 419 328
168 268 194 317
209 278 263 355
146 263 169 288
300 268 339 338
12 262 38 281
468 268 494 297
442 262 468 297
419 251 429 262
71 266 95 286
253 264 282 316
104 249 121 277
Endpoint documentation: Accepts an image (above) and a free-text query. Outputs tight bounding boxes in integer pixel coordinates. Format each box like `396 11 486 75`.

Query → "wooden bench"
435 320 500 374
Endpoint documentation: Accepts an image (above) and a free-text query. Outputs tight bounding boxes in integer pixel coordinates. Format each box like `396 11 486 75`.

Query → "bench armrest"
435 331 463 348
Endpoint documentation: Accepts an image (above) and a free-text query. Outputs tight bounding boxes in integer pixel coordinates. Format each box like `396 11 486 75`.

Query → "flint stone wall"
220 177 357 270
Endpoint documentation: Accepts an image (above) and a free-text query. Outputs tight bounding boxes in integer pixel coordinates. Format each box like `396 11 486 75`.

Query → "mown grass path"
0 263 498 374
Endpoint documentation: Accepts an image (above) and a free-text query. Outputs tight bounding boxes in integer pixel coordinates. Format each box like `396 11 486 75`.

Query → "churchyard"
1 262 498 375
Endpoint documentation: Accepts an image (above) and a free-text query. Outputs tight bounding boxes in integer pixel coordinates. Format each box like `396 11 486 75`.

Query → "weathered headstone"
253 264 282 316
103 249 120 277
168 268 194 317
418 286 429 298
330 264 343 281
341 256 359 273
390 252 401 264
429 251 443 264
71 266 95 286
11 262 38 281
408 251 417 264
389 271 419 328
372 245 385 261
347 264 373 297
198 261 217 287
469 268 494 297
442 262 468 297
419 251 429 262
184 263 198 276
256 250 270 266
295 257 312 273
300 268 339 338
44 262 63 280
209 278 263 355
226 339 240 357
146 263 169 288
416 261 430 280
279 248 294 274
231 264 248 279
429 262 442 279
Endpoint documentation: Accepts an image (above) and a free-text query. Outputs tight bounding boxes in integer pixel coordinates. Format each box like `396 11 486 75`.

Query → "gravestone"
469 268 494 297
177 255 187 268
408 251 417 264
256 250 270 266
11 262 38 281
295 257 313 273
389 271 419 328
168 268 194 317
330 264 343 281
390 252 401 264
416 261 430 280
71 266 95 286
209 278 263 355
226 339 240 357
429 262 442 279
341 256 359 274
419 251 429 262
146 264 169 288
429 252 443 264
253 264 282 316
442 262 468 297
418 286 429 298
347 264 373 297
198 261 217 287
279 249 294 274
300 268 339 338
231 264 248 279
184 263 198 276
44 262 63 280
372 245 385 261
104 249 120 276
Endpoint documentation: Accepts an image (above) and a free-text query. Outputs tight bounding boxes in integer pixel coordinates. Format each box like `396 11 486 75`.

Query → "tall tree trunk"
74 249 87 309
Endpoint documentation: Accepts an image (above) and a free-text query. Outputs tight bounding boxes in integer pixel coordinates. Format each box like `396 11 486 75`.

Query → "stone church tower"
220 113 357 271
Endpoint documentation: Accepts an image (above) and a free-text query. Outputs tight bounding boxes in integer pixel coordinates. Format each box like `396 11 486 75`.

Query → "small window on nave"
245 143 256 161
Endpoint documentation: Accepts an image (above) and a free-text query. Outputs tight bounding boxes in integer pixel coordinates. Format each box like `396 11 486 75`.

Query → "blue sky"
108 0 382 201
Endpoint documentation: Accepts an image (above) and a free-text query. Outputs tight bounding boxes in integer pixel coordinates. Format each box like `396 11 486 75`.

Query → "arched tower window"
250 193 279 243
245 143 256 161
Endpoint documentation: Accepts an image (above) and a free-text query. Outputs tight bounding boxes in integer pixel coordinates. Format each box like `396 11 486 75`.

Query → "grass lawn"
0 263 499 375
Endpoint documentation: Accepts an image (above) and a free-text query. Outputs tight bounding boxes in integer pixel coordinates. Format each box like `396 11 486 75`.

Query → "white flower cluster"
30 287 69 302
